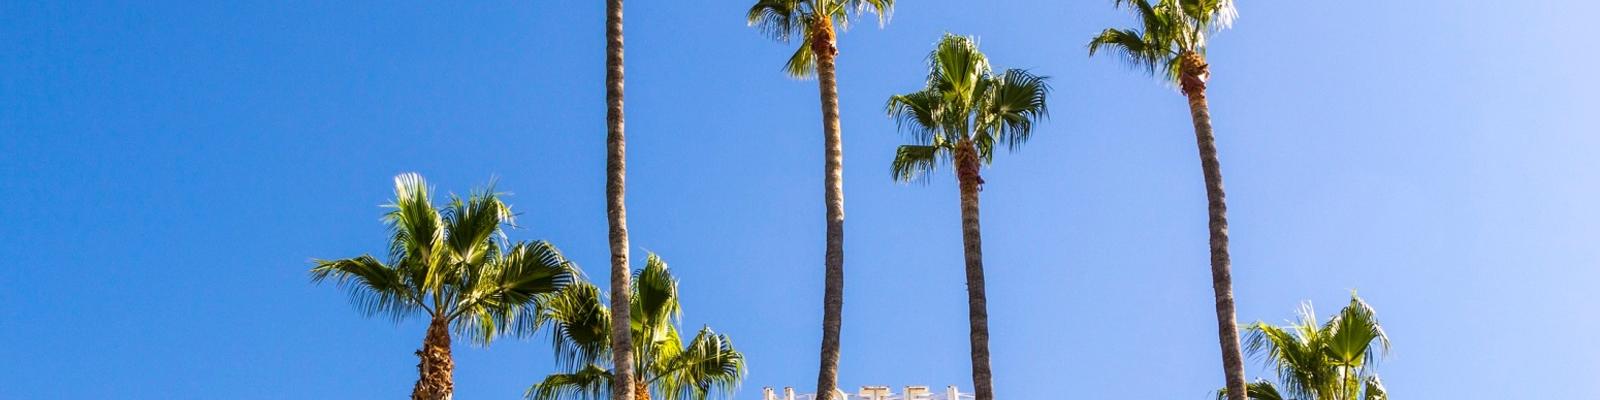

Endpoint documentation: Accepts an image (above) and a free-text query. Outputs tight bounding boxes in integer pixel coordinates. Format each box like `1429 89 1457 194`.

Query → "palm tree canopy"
886 34 1050 183
530 254 747 400
1086 0 1237 82
1225 293 1390 400
745 0 893 77
311 173 578 344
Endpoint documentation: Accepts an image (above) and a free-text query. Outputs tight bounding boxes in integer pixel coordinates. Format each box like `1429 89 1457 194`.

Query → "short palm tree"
1085 0 1245 397
885 34 1049 400
527 254 746 400
312 173 578 400
745 2 896 396
1217 293 1391 400
745 1 892 398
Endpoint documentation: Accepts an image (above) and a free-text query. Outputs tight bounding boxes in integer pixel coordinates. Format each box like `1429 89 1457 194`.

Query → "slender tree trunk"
809 16 847 400
1179 52 1247 400
411 316 454 400
605 1 635 399
953 142 993 400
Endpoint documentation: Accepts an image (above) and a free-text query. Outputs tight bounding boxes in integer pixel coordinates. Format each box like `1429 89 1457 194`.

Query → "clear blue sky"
3 1 1597 398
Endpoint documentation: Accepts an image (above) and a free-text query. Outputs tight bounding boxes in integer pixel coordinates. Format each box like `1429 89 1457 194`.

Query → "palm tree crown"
1220 293 1391 400
1087 0 1236 85
887 34 1050 183
746 0 893 77
311 173 577 343
528 254 747 400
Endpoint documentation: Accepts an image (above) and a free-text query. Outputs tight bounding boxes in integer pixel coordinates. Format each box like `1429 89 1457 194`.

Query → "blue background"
3 1 1597 398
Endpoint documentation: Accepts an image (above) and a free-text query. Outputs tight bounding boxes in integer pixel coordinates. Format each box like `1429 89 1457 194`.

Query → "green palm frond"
928 34 990 106
1216 379 1284 400
746 0 808 42
542 282 612 369
1324 293 1390 371
657 327 747 400
633 253 683 344
311 255 424 322
1088 28 1167 77
890 145 946 183
1362 376 1387 400
526 364 613 400
442 184 514 271
979 68 1050 151
454 240 578 344
783 40 818 78
384 173 446 295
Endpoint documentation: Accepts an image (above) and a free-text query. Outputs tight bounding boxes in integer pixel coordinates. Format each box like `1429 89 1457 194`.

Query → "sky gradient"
3 0 1598 398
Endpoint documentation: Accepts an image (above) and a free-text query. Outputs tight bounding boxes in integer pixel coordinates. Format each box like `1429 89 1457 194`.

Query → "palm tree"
604 0 635 398
527 254 747 400
745 2 891 398
1084 0 1244 397
1216 293 1391 400
311 173 578 400
885 34 1050 400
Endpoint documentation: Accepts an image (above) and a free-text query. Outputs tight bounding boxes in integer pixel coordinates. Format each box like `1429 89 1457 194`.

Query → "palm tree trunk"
605 1 635 400
411 316 454 400
634 379 650 400
810 16 847 400
953 142 993 400
1179 52 1247 400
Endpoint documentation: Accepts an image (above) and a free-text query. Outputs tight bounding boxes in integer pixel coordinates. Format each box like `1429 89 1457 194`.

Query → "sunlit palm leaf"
311 255 422 322
526 364 613 400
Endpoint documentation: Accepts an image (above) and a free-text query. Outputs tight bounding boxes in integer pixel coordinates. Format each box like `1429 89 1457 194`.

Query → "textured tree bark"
1179 51 1247 400
410 316 454 400
605 1 635 400
953 142 993 400
810 16 846 400
634 379 650 400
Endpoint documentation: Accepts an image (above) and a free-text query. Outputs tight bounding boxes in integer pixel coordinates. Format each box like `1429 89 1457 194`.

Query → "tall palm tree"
745 1 891 398
885 34 1050 400
311 173 578 400
604 0 635 399
1216 293 1391 400
527 254 747 400
1085 0 1244 397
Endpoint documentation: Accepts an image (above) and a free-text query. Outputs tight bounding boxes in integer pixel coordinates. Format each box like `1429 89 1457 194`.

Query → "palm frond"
542 282 612 369
1087 28 1167 76
311 255 424 322
442 184 514 271
1363 376 1388 400
782 40 818 78
1215 379 1283 400
1324 292 1390 370
633 254 683 347
928 34 990 105
979 69 1050 151
746 0 808 43
454 240 578 344
525 364 613 400
890 145 946 184
657 327 747 400
384 173 445 296
886 89 946 145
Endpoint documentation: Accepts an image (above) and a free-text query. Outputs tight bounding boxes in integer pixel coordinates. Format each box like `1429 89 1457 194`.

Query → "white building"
761 385 974 400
